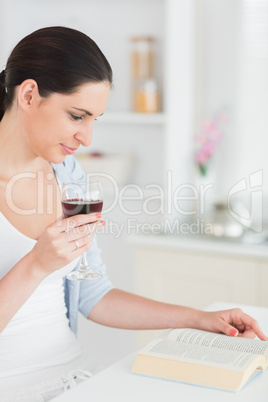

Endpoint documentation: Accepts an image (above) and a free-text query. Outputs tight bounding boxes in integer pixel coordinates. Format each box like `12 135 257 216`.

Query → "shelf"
99 111 166 125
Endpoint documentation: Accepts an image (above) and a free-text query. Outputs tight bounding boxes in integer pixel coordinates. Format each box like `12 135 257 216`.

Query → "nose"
74 121 93 147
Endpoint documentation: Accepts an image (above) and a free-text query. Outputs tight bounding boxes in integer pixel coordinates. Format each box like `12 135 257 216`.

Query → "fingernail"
96 213 102 218
230 329 238 337
100 220 105 226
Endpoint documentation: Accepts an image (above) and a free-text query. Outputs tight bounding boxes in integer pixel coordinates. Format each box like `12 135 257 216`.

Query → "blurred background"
1 0 268 371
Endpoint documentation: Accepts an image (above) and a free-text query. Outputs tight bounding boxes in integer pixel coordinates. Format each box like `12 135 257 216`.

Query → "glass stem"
80 252 90 271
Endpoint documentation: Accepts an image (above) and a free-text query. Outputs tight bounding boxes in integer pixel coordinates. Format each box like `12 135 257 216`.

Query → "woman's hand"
198 308 268 340
29 213 104 279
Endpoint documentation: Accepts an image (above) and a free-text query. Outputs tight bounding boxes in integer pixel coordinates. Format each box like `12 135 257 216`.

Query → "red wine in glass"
61 180 103 281
62 199 103 218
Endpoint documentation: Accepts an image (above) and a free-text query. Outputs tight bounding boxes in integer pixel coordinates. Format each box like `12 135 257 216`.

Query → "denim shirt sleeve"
52 156 114 334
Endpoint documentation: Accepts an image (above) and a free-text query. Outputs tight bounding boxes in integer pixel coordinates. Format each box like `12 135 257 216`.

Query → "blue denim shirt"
52 156 114 334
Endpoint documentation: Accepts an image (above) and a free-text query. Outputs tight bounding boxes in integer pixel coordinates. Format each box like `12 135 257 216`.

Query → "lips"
60 144 78 155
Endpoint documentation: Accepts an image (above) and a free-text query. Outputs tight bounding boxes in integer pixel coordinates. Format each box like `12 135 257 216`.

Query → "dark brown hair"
0 26 113 120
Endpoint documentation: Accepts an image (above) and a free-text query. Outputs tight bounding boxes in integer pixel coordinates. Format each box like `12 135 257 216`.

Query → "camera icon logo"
227 170 263 233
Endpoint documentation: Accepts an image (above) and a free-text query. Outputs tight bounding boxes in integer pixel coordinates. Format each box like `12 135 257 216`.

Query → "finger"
86 221 105 237
73 239 81 251
238 313 268 341
66 221 104 242
237 329 257 339
228 309 268 340
72 235 94 252
218 320 239 337
61 213 102 232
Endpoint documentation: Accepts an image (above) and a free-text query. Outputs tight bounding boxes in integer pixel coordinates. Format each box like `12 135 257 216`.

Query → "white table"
54 303 268 402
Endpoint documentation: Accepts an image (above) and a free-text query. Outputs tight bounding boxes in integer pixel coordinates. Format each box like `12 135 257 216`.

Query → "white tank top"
0 211 83 377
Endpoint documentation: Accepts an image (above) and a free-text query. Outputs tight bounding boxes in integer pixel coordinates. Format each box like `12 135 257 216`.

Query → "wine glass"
61 180 103 281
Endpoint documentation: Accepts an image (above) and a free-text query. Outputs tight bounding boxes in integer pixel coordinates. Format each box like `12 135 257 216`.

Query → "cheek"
24 115 57 151
35 114 66 140
25 109 49 133
26 105 75 149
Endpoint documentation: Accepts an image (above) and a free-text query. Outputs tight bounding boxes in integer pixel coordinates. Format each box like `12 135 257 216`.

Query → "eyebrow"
72 107 104 118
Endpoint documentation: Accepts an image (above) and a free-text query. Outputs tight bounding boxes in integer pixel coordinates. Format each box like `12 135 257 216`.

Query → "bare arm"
0 214 102 333
0 253 44 333
89 288 201 330
89 289 268 340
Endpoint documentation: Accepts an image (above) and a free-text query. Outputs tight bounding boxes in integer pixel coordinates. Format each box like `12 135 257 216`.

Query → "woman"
0 26 266 401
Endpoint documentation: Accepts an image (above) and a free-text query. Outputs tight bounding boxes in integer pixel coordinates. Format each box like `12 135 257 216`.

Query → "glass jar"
130 36 154 80
133 79 160 113
130 36 160 113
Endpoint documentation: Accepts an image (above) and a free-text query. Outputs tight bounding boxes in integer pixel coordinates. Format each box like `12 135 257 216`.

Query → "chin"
48 154 68 165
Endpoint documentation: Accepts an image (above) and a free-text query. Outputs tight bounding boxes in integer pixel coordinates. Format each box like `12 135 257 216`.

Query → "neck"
0 109 47 178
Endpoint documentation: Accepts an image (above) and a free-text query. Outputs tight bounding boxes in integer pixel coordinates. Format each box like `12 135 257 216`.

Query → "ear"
17 79 41 111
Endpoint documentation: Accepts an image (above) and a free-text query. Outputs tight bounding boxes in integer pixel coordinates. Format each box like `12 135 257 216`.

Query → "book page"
167 328 268 358
140 338 264 371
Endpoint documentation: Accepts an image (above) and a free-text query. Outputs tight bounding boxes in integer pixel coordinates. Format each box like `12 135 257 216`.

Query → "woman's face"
23 81 110 163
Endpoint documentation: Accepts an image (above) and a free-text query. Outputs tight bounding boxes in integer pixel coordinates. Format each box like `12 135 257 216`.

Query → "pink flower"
194 110 226 175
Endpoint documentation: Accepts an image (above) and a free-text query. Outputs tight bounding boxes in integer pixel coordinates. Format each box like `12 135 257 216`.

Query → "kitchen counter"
130 231 268 324
129 231 268 260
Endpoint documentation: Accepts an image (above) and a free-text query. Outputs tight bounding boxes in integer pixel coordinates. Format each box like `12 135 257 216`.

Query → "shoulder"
51 156 85 183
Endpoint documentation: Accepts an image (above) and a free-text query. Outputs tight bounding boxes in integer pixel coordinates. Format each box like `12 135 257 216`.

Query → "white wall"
195 0 268 226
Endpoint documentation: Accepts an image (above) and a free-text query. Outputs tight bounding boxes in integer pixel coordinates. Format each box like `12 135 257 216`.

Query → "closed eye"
70 113 84 121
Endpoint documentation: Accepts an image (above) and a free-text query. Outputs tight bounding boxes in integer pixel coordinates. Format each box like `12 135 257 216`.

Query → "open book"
132 328 268 391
